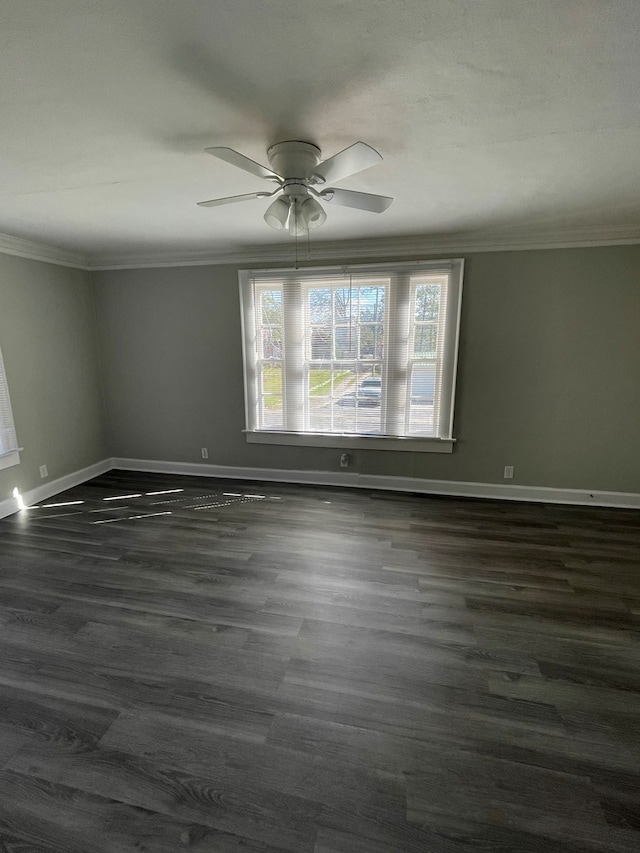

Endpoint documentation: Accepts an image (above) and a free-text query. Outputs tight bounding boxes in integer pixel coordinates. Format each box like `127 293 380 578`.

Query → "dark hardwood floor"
0 469 639 852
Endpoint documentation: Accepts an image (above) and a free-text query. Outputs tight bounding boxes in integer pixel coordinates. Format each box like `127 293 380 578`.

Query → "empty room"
0 2 639 851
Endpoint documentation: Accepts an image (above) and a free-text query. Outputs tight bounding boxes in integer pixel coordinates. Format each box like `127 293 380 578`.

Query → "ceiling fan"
197 140 392 235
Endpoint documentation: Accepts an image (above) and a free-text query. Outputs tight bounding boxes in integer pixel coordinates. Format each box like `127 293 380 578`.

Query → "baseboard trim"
0 458 112 520
2 456 637 517
109 457 640 509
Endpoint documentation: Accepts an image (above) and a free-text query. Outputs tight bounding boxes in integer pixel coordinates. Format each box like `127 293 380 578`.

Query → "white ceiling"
1 0 640 267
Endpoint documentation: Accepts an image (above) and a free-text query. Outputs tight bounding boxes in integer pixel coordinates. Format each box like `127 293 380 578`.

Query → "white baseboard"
0 458 112 520
2 456 637 519
110 457 640 509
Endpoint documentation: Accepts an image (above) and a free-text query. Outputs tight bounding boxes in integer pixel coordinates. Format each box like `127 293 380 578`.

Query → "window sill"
0 449 21 471
244 431 455 453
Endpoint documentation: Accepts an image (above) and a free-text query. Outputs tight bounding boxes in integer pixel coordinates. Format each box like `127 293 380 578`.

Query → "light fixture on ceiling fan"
263 194 326 235
197 140 392 235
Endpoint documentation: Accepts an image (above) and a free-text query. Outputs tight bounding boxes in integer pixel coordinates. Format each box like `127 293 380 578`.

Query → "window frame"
239 259 463 453
0 343 20 472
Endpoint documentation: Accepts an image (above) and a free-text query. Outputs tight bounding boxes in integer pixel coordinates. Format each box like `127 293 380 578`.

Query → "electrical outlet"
503 465 514 479
340 453 349 468
201 448 209 459
39 464 48 479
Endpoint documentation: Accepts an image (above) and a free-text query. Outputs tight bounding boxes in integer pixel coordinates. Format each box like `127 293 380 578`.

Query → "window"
239 260 463 452
0 343 20 471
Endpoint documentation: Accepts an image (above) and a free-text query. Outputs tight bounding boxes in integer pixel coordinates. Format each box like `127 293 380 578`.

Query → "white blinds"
0 344 19 458
240 260 463 441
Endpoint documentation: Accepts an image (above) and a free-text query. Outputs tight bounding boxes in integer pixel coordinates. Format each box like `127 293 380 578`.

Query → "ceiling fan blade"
205 147 281 181
321 187 393 213
313 142 383 184
197 191 273 208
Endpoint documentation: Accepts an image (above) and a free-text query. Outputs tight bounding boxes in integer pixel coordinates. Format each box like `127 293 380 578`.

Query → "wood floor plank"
100 711 405 818
0 682 117 754
0 769 294 853
0 470 639 851
404 748 617 848
0 653 277 742
488 671 640 717
313 810 596 853
5 740 320 853
0 721 28 769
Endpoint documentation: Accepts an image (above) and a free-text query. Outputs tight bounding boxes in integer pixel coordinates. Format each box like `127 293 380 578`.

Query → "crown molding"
88 224 640 270
1 224 639 273
0 232 91 270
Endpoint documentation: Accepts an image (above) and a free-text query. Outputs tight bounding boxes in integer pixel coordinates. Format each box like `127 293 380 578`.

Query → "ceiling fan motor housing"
267 141 322 184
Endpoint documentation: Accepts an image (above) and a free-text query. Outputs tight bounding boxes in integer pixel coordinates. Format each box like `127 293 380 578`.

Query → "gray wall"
0 253 107 500
4 243 636 503
94 245 640 493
